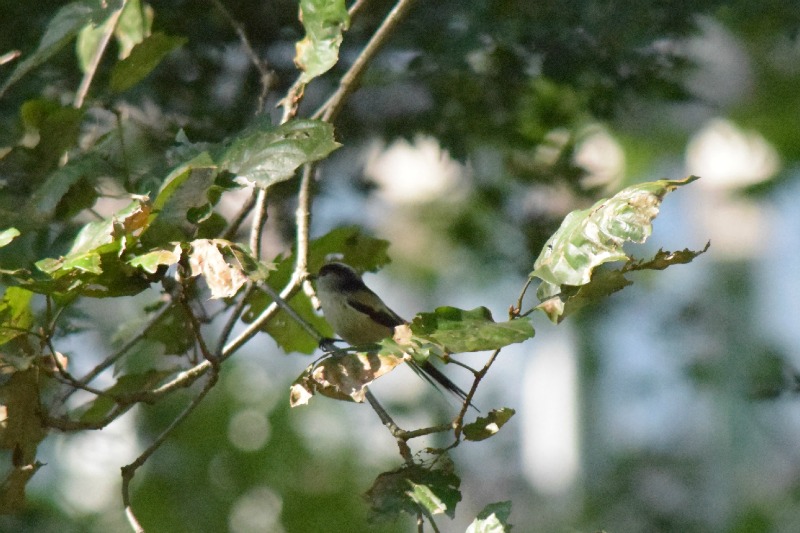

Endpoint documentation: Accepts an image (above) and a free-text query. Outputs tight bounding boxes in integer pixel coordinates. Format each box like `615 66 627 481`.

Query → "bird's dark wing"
347 289 477 410
347 294 405 328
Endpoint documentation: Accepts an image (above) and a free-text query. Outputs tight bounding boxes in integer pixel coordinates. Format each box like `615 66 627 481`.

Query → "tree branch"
121 372 219 533
209 0 274 114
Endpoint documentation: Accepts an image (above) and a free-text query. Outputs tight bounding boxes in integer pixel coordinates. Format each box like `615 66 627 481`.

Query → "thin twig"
0 49 21 66
74 0 129 108
121 372 219 533
365 389 414 464
220 274 302 358
210 0 274 114
178 285 215 364
452 349 502 441
312 0 419 123
295 165 314 274
260 283 323 342
249 187 269 259
214 283 256 356
64 303 173 402
222 187 259 241
513 277 534 317
45 405 129 431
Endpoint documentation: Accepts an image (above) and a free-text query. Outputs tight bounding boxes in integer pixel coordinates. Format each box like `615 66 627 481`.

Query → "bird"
314 262 470 403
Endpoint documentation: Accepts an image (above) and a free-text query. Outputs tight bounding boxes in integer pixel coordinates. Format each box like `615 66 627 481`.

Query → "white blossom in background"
687 118 780 188
685 118 780 259
364 135 468 204
574 125 626 190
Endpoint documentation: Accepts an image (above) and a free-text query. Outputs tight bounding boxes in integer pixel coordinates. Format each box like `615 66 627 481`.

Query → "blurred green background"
1 0 800 531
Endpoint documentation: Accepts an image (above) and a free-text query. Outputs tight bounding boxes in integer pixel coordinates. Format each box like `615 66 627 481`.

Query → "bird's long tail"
409 360 478 411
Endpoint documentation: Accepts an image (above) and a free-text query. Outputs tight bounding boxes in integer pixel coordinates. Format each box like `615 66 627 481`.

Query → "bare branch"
209 0 275 114
122 372 219 532
365 389 414 464
452 348 502 441
249 187 269 259
64 303 173 402
222 187 259 241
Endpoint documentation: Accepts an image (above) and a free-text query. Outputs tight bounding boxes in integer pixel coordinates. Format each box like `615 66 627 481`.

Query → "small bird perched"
314 262 469 402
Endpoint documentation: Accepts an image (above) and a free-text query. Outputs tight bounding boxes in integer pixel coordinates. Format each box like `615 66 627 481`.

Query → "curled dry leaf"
188 239 247 299
290 350 405 406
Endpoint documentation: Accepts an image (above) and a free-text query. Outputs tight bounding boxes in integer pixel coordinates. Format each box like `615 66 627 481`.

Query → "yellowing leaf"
295 0 349 83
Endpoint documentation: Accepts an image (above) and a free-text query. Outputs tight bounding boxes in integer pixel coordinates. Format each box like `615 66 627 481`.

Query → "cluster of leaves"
0 0 710 531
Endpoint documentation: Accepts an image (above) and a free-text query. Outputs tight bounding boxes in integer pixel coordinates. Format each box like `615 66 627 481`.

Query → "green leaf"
463 408 516 441
306 225 392 275
536 268 633 323
143 153 221 244
365 464 461 520
0 228 20 248
295 0 350 83
109 32 186 92
220 119 340 188
466 501 513 533
409 307 534 353
35 197 150 277
76 0 151 71
114 0 153 59
531 176 699 293
29 156 109 221
0 0 122 96
76 6 117 72
127 244 181 274
0 287 34 346
536 243 709 323
19 99 84 173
